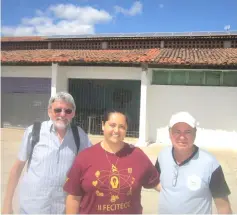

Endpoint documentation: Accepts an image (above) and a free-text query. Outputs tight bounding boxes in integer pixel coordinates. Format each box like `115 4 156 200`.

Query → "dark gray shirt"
155 146 230 214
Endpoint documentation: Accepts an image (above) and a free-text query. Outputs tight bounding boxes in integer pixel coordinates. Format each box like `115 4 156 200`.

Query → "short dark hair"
103 109 129 125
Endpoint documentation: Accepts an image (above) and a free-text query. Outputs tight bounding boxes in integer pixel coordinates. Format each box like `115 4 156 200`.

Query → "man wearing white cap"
155 111 232 214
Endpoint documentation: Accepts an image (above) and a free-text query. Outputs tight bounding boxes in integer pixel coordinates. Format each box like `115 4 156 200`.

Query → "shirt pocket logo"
187 175 201 191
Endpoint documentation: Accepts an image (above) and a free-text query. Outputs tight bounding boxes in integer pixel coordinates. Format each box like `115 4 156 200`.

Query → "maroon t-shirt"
63 142 160 214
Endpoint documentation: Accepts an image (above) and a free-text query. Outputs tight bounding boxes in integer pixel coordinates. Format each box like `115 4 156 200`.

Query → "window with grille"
152 70 237 86
171 71 186 85
206 71 221 86
152 71 169 85
223 72 237 86
188 71 204 85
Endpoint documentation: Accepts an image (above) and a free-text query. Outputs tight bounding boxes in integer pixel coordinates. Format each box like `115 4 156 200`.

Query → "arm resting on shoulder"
214 196 232 214
66 194 82 214
2 159 26 214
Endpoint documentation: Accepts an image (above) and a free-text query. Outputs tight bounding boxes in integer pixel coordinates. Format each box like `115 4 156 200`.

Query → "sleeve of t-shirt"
78 127 92 152
63 154 84 196
142 154 160 189
209 165 231 198
18 126 33 162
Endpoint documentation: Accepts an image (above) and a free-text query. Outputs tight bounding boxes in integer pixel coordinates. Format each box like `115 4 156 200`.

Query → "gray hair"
48 92 76 110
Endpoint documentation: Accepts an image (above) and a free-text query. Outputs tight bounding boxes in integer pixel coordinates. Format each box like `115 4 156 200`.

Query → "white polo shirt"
155 146 231 214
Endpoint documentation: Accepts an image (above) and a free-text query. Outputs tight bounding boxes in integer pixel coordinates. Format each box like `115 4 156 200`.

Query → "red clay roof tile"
1 48 237 66
1 36 46 42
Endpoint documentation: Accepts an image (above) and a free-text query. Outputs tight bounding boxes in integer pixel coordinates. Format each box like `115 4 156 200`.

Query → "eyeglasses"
53 108 73 114
172 165 179 187
172 130 193 138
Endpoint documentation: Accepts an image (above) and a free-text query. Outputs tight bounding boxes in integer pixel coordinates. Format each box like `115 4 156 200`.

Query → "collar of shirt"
172 145 199 166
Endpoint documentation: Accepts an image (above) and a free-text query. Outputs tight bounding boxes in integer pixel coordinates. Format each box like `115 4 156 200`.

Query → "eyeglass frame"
171 129 195 138
53 108 73 115
172 165 179 187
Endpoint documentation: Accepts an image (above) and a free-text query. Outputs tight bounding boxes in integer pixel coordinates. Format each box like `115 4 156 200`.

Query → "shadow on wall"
156 126 237 149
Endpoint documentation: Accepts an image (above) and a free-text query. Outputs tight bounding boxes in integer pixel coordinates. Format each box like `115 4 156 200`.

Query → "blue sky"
1 0 237 36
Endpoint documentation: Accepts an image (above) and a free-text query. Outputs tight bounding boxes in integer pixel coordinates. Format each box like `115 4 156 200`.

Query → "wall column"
51 63 58 96
137 64 151 147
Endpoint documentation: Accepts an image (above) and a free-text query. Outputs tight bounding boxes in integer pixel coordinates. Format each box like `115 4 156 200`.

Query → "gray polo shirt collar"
172 145 199 166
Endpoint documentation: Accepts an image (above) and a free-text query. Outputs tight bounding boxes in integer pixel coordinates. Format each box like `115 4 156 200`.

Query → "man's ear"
71 110 75 118
48 107 52 118
193 128 197 139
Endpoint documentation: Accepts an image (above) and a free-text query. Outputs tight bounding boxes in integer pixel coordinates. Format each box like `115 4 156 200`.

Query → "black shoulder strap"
27 122 41 170
71 124 80 153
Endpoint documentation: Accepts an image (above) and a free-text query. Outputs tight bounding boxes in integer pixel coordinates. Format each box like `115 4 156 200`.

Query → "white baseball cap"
169 111 199 128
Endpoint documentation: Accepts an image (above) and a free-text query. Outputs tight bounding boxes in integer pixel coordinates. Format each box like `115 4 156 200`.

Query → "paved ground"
1 128 237 213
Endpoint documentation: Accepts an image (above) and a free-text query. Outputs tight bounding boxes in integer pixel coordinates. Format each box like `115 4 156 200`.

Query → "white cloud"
114 1 143 16
22 17 52 26
1 26 35 36
35 20 94 36
49 4 112 24
2 4 112 36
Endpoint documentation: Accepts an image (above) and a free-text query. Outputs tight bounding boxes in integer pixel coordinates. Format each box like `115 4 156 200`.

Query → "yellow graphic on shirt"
131 177 135 184
96 190 104 196
112 164 118 172
92 180 98 186
97 201 131 212
95 171 100 178
110 195 119 202
92 165 135 212
110 176 119 188
127 187 132 196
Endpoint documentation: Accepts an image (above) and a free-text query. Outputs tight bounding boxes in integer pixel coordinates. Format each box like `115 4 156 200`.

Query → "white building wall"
51 64 68 95
56 65 141 98
1 66 52 78
1 65 141 90
147 85 237 149
63 66 141 80
57 67 68 92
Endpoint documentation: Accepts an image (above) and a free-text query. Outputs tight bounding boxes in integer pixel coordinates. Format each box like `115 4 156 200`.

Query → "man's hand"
154 183 161 192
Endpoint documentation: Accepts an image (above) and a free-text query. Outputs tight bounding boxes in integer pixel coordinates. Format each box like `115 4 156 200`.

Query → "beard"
51 117 71 130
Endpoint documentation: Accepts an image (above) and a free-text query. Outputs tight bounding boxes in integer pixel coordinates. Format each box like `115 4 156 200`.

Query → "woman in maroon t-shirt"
64 110 160 214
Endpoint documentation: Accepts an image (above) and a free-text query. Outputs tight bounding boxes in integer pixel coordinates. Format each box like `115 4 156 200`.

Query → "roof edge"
2 31 237 42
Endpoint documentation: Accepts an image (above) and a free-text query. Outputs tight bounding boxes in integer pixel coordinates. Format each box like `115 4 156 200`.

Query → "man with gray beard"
2 92 92 214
